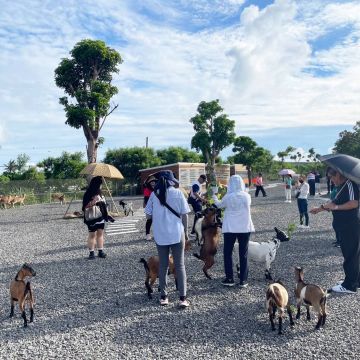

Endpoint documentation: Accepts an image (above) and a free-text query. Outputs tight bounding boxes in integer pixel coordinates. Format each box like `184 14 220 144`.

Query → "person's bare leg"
87 232 96 251
96 229 107 258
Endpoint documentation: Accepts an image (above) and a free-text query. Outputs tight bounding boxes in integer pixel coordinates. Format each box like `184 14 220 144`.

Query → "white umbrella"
278 169 295 176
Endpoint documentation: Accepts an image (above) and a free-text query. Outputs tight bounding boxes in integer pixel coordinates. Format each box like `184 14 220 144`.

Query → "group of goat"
140 205 328 334
0 194 26 208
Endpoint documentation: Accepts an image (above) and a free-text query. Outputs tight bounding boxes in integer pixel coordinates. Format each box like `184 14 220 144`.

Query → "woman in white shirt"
295 176 310 228
144 170 191 308
212 175 255 287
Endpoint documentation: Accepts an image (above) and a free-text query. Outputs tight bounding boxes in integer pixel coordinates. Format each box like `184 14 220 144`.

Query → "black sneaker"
239 281 248 288
221 278 235 287
88 252 95 260
98 251 107 258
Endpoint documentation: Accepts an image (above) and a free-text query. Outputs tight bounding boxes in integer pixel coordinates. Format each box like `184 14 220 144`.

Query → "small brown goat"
294 267 327 330
0 195 15 209
266 281 294 335
140 255 176 299
9 263 36 327
51 193 66 205
11 194 26 207
193 207 221 279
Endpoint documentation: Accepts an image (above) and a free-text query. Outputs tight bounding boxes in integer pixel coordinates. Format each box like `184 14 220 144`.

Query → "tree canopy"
232 136 273 185
104 147 162 180
55 39 123 163
156 146 202 165
190 99 235 185
334 122 360 158
37 152 87 179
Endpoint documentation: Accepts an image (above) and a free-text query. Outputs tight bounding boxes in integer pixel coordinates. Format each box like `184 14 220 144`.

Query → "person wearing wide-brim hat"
144 170 191 308
310 167 360 294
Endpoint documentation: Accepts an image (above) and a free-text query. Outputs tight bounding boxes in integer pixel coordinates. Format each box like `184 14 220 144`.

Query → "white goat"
237 227 289 280
119 200 134 216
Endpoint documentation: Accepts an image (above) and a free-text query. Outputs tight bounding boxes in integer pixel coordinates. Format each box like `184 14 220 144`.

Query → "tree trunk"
87 138 97 163
246 166 252 188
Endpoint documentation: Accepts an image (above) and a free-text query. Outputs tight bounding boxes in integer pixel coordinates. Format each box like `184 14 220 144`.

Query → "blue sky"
0 0 360 168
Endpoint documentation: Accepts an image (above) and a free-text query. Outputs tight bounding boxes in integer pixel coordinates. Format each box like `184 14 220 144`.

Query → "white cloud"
0 0 359 166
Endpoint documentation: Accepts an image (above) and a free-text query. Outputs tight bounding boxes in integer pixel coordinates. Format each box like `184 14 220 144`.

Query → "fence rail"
0 178 139 205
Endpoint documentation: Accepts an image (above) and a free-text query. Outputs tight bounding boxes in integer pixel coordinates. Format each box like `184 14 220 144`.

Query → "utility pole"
145 137 148 148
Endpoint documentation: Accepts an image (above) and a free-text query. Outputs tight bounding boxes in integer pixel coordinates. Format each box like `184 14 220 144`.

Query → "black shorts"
87 222 105 233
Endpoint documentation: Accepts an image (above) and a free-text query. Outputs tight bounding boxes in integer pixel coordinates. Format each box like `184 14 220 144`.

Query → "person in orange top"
255 173 267 197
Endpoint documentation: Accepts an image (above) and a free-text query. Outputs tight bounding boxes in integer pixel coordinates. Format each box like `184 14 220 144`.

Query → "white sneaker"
303 225 310 229
146 234 152 241
330 284 356 294
160 297 169 306
298 224 305 228
179 299 190 308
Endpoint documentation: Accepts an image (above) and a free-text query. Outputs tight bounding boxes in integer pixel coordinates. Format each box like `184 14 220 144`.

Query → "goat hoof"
296 314 300 320
290 322 295 326
307 316 311 321
278 331 283 335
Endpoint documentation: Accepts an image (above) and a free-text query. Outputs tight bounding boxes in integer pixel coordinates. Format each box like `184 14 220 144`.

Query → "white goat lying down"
237 227 290 280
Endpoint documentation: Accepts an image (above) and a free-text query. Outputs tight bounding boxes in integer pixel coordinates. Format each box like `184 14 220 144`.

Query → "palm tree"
3 159 17 174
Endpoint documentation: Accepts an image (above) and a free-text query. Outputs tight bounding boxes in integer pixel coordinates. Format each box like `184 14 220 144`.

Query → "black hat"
154 170 179 184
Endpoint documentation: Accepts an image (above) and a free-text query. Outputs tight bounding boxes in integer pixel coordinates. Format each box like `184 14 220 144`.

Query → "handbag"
84 204 103 221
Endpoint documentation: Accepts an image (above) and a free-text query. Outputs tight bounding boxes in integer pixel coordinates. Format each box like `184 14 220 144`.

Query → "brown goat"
193 207 221 279
140 255 176 299
11 194 26 207
0 195 15 209
294 267 327 330
51 193 66 205
9 263 36 327
266 281 294 335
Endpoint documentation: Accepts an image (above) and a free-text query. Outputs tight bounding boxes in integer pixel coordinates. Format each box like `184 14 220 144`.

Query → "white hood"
227 175 246 195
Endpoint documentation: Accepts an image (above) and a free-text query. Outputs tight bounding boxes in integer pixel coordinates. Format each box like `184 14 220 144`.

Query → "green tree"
277 146 296 167
232 136 273 186
3 159 17 175
55 39 123 163
307 147 321 163
16 153 30 173
104 147 162 180
156 146 202 165
37 152 87 179
334 122 360 157
190 100 235 185
21 167 46 182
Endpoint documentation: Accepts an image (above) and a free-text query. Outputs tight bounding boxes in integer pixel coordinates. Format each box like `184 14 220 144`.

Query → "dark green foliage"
37 152 87 179
190 100 235 185
232 136 273 185
104 147 162 180
55 39 122 163
334 122 360 158
156 147 202 165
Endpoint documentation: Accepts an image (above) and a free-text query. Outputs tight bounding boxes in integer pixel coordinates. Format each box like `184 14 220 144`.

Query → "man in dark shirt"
310 168 360 293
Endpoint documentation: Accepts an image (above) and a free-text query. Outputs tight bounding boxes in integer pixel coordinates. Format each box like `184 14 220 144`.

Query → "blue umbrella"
320 154 360 184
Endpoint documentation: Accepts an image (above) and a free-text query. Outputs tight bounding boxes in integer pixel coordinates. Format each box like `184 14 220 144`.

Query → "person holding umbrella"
310 155 360 294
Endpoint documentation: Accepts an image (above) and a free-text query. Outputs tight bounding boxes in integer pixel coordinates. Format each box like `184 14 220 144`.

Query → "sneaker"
146 234 152 241
160 297 169 306
329 284 356 294
239 281 249 288
88 252 96 260
298 224 305 228
303 225 310 229
98 251 107 259
221 278 235 287
179 299 190 308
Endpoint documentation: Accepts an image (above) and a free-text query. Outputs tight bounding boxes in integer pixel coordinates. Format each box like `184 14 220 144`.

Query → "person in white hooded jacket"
212 175 255 287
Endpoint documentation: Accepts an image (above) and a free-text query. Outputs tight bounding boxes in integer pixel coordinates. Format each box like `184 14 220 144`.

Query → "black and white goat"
237 227 290 281
193 205 222 246
119 200 134 216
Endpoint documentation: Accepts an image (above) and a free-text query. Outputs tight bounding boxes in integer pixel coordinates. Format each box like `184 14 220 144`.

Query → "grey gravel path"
0 186 359 359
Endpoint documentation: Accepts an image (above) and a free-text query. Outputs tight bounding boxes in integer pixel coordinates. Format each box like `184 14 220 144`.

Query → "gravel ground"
1 185 360 359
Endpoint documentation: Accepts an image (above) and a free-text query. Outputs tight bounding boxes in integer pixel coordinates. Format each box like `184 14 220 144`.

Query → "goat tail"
139 258 150 274
266 286 282 308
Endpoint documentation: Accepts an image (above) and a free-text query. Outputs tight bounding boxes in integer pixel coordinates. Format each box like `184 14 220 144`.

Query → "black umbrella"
320 154 360 184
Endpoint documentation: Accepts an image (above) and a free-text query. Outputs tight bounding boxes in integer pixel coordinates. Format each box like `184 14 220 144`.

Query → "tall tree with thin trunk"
55 39 122 163
190 100 235 187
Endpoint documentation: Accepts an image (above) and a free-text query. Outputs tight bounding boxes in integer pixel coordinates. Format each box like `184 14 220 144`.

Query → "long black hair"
82 176 103 211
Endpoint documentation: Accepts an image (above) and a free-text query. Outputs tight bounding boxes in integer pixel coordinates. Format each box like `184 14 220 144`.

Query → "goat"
11 194 26 207
139 256 176 299
9 263 36 327
51 193 66 205
237 227 290 281
294 267 327 330
0 195 15 209
266 280 294 335
194 205 222 246
119 200 134 216
193 207 221 279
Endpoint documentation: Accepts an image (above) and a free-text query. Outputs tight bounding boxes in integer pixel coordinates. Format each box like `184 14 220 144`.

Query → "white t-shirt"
297 182 309 199
212 192 255 233
144 187 191 245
